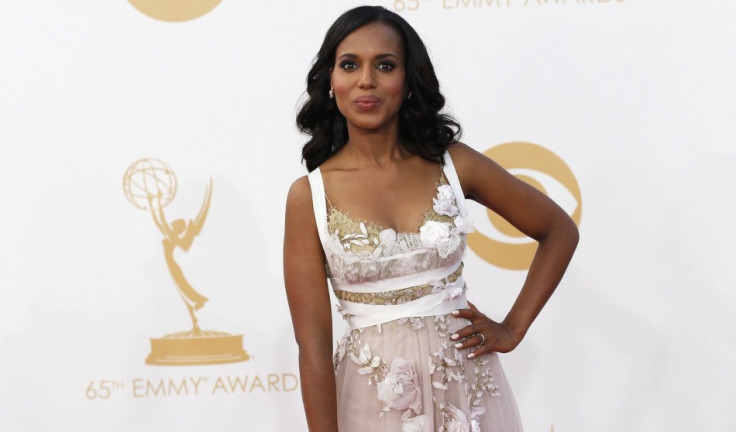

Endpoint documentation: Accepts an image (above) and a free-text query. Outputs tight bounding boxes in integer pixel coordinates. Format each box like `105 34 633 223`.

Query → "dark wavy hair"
296 6 461 172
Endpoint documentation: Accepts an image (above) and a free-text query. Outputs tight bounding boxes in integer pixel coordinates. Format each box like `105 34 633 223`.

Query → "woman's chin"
346 115 399 134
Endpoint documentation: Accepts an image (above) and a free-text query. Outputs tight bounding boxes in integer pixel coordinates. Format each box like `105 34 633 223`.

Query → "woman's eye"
340 61 357 70
377 62 395 71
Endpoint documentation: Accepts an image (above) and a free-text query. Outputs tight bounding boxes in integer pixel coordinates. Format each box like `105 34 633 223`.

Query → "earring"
407 90 412 100
329 87 334 99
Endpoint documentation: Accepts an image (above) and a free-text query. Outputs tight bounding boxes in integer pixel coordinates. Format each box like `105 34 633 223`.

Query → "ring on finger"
477 332 486 346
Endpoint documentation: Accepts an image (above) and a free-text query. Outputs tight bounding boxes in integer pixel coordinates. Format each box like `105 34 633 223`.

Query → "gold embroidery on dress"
423 206 454 226
327 208 383 253
325 178 452 249
323 176 467 284
334 264 464 305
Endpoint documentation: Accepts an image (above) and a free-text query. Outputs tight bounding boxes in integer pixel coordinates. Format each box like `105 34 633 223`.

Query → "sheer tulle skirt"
334 314 523 431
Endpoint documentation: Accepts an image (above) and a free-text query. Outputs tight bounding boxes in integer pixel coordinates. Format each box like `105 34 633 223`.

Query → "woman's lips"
354 95 381 110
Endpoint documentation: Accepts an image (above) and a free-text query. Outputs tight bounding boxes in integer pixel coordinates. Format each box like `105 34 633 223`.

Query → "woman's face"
330 22 406 135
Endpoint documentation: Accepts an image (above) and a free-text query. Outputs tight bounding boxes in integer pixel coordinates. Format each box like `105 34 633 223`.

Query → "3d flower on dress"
379 228 397 248
376 357 422 414
442 403 471 432
443 281 466 303
401 410 427 432
419 220 452 248
418 185 473 259
433 185 459 217
453 214 472 234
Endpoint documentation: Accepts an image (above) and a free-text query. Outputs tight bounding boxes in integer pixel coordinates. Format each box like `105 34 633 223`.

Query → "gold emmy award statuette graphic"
467 142 582 270
128 0 222 22
123 158 249 365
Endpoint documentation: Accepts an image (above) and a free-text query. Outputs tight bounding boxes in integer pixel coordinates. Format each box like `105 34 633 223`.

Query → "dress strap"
306 168 329 247
442 151 468 217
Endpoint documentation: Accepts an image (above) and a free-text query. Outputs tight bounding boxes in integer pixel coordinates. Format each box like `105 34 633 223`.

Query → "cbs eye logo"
128 0 221 22
467 142 582 270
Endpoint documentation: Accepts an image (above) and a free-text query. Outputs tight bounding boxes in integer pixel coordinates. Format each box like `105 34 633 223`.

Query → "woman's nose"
358 67 376 89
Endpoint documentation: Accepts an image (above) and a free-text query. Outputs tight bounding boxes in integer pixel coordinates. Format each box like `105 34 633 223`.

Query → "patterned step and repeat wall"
1 1 734 431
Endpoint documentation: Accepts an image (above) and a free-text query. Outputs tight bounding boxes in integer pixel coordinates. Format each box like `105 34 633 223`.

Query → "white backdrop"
1 1 735 431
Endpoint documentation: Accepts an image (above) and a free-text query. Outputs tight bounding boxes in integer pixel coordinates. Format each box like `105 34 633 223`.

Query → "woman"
284 6 578 431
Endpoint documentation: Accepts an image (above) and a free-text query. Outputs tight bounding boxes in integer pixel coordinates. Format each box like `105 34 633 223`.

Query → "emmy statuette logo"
128 0 222 22
467 142 582 270
123 158 249 366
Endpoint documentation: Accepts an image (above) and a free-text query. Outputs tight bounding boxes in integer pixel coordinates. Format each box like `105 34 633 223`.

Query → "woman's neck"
343 122 406 167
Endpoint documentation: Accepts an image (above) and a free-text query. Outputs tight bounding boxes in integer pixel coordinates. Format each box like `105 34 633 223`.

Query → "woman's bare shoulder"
286 175 313 215
446 142 493 179
447 141 483 165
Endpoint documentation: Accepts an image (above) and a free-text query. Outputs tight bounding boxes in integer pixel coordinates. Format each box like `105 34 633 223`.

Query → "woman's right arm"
283 176 338 432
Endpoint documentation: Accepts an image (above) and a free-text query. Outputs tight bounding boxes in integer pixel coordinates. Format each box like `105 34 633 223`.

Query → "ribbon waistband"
336 275 467 330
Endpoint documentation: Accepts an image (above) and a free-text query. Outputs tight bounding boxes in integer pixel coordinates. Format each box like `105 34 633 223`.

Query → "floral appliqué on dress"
329 184 503 430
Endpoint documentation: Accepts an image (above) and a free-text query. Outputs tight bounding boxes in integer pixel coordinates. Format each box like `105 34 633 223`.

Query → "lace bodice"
323 183 469 283
308 152 473 329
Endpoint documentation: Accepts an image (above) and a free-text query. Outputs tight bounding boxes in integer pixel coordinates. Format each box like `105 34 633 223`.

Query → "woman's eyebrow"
337 52 400 60
375 53 399 60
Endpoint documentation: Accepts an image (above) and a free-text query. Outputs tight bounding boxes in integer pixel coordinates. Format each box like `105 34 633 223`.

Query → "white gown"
307 152 524 431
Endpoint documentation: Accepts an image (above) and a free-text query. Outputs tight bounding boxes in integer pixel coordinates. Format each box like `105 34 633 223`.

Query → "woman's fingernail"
450 333 459 340
454 343 462 349
467 353 475 359
452 310 459 316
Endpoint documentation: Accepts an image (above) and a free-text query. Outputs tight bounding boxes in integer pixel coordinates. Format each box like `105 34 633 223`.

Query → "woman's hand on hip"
450 301 521 358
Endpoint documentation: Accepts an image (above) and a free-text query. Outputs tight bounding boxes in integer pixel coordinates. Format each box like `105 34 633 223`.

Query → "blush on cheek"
331 82 350 115
329 66 347 98
332 82 350 98
384 81 405 96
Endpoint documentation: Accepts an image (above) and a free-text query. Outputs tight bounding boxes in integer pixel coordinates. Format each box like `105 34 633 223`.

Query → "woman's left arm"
448 142 579 357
